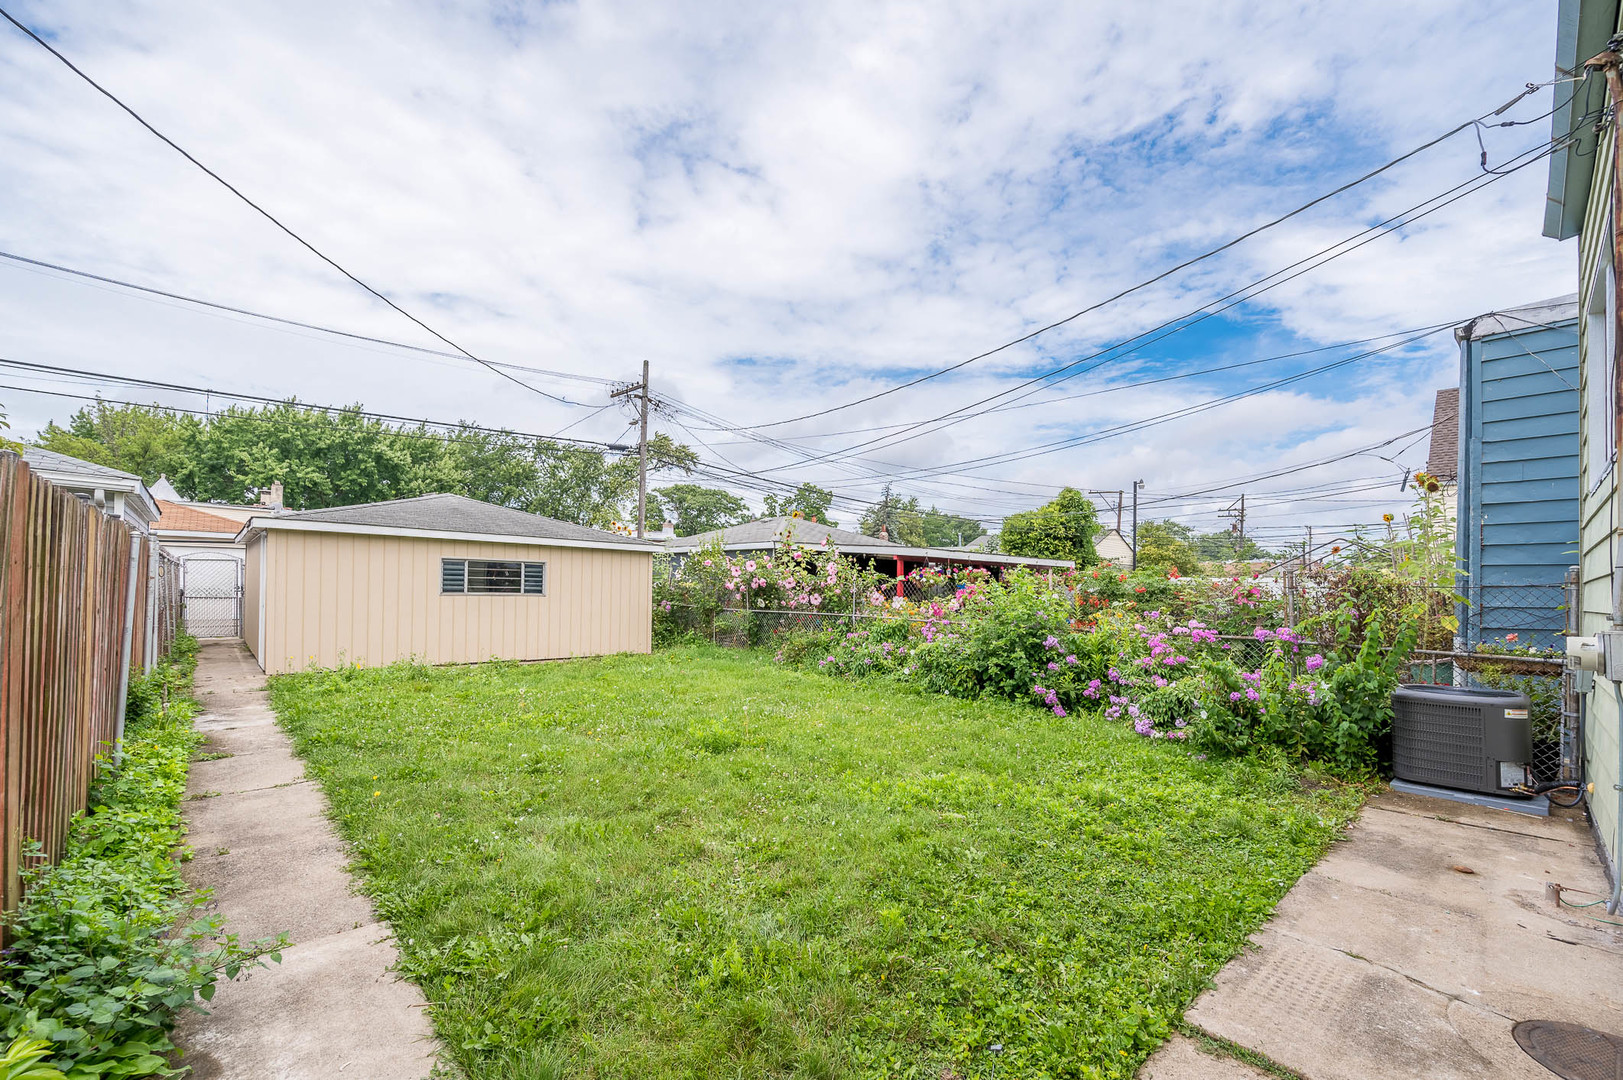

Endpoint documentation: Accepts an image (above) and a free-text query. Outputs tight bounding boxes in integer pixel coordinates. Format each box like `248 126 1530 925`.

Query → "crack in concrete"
1271 927 1521 1025
1366 804 1577 845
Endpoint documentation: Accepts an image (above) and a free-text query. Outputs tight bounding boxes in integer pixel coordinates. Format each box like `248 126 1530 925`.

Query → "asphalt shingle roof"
22 447 143 483
263 493 661 547
155 500 244 534
1427 388 1459 482
669 516 897 549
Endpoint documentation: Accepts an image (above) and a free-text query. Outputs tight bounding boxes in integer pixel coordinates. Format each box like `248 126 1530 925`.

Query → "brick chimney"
260 481 284 510
879 525 889 541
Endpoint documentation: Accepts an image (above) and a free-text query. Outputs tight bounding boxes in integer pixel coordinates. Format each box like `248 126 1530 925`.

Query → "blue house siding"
1456 313 1580 650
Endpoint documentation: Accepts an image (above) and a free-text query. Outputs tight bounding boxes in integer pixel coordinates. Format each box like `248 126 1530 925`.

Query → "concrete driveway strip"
1149 787 1623 1080
172 642 439 1079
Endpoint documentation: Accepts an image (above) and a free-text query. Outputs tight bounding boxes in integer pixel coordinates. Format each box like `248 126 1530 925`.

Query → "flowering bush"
654 533 888 645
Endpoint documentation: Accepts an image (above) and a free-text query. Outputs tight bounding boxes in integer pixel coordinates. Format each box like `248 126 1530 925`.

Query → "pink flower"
1304 654 1325 672
746 560 757 571
702 559 713 567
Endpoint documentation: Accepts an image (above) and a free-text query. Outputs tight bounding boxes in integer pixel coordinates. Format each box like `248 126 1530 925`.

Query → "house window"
440 558 545 595
1586 238 1617 493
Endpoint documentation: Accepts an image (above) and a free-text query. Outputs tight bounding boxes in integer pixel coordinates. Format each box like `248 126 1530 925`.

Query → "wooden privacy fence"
0 450 177 915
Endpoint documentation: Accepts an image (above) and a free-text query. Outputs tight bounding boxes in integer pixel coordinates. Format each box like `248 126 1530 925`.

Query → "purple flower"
1305 654 1325 672
1044 634 1061 649
1065 654 1078 665
1229 692 1242 702
1052 704 1067 717
1127 704 1140 718
1047 661 1060 671
1134 717 1154 735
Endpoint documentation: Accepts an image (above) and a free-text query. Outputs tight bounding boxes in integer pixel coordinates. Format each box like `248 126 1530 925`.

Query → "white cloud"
0 0 1572 537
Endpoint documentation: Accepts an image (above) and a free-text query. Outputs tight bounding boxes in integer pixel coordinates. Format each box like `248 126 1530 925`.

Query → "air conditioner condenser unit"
1391 684 1534 796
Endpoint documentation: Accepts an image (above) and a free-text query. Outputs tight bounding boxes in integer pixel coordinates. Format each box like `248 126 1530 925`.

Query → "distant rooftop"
1427 387 1459 483
669 516 895 550
154 500 244 535
22 447 143 484
247 493 662 548
1456 295 1579 341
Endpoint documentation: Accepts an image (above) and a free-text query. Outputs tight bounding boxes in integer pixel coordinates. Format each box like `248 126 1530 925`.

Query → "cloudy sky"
0 0 1580 545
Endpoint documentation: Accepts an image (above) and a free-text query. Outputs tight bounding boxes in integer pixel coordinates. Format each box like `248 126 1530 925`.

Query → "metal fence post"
114 539 141 753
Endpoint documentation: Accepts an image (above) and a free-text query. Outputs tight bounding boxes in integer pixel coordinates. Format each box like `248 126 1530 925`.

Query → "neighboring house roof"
666 515 1073 569
1542 0 1616 240
236 493 661 551
20 447 159 527
150 475 182 502
154 500 244 536
1454 295 1580 341
1427 387 1460 483
952 533 994 552
670 516 894 550
1096 528 1133 564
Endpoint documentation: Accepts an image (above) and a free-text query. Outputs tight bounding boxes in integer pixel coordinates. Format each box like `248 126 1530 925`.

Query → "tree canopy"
998 488 1098 565
858 485 984 548
30 400 697 528
1133 520 1203 575
762 482 838 527
651 484 751 536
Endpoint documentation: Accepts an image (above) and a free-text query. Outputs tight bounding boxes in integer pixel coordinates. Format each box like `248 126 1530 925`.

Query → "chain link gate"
182 554 243 638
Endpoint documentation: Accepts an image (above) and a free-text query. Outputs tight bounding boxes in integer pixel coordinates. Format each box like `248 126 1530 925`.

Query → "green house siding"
1572 22 1622 876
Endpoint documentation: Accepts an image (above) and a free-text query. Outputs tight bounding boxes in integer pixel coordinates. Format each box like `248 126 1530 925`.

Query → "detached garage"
237 493 659 674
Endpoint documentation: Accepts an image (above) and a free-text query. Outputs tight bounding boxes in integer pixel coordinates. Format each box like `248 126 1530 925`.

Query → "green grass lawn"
270 646 1361 1080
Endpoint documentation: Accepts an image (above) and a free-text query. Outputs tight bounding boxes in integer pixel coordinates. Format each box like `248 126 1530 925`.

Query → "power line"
0 360 630 453
775 136 1563 476
733 79 1566 431
0 6 584 408
0 249 615 392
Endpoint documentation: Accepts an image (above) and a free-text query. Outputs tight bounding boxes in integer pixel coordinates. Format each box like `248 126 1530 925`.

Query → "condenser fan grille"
1393 700 1485 789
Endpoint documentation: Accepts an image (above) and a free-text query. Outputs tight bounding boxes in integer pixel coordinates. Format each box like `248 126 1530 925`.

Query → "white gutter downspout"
114 539 141 754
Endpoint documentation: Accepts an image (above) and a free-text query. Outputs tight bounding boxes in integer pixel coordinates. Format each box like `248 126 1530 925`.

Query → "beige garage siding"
258 531 652 674
243 534 264 660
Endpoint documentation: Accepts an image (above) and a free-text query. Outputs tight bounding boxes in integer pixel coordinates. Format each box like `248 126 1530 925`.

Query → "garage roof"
237 493 662 551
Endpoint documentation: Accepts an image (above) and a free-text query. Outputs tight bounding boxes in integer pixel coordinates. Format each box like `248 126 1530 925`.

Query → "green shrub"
0 637 282 1077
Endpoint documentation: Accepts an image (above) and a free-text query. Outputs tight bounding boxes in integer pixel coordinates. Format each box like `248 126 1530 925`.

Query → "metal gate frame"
181 553 244 639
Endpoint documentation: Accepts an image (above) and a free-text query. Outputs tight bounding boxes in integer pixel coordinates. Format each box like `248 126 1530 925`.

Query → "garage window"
441 558 545 595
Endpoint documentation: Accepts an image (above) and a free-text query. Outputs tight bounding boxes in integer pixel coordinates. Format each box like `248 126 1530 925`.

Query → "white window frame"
440 558 546 596
1585 229 1617 495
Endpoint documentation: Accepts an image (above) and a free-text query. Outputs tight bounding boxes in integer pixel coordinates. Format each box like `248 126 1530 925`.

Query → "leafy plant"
0 1037 65 1080
0 637 284 1076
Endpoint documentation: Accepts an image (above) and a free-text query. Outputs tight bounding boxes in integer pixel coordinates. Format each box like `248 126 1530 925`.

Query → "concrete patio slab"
1168 786 1623 1080
189 742 308 795
173 642 438 1079
174 922 436 1080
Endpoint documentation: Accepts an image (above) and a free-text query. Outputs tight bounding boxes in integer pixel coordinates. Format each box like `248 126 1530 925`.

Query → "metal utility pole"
1130 480 1143 570
608 360 652 538
1220 494 1246 560
1116 489 1124 532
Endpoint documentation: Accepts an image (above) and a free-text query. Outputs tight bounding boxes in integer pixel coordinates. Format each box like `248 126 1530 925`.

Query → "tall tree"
25 399 699 525
860 486 927 546
762 482 838 527
1135 520 1202 575
1193 529 1272 561
998 488 1099 565
651 483 750 536
34 401 191 482
918 505 985 548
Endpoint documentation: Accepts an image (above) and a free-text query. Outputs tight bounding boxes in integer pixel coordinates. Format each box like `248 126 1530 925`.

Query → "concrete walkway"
172 642 438 1079
1140 788 1623 1079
